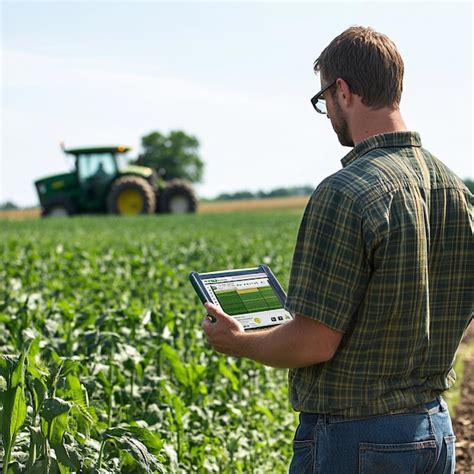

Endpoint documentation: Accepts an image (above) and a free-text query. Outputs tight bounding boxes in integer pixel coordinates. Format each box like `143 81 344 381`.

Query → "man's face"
322 79 354 147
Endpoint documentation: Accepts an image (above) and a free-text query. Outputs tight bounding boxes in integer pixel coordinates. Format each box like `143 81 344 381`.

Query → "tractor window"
77 154 116 183
116 153 131 171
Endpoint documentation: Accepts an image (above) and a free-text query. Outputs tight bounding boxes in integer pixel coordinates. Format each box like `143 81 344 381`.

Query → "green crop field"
0 211 304 473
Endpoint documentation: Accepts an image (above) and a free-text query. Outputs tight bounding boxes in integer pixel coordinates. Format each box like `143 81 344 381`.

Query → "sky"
1 0 473 207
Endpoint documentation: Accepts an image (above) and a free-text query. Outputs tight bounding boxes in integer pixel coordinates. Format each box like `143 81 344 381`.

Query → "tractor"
35 145 197 216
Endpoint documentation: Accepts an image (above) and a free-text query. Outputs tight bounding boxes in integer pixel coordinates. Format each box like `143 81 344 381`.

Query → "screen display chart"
202 272 291 329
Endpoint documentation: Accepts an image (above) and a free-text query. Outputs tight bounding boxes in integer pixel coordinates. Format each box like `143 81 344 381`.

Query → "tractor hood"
119 164 154 178
34 172 78 205
35 172 77 192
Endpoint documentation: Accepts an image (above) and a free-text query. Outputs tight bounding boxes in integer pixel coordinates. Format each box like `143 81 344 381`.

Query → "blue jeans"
289 397 455 473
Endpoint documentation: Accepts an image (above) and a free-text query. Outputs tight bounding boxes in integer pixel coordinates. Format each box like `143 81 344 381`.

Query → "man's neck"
350 108 408 146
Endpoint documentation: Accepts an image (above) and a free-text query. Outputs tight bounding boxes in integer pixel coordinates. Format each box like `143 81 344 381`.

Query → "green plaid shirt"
285 131 473 416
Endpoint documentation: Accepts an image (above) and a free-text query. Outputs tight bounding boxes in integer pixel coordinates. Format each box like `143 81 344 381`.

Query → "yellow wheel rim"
117 189 144 215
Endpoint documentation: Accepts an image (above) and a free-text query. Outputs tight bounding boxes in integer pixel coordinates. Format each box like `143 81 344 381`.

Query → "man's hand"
201 303 245 356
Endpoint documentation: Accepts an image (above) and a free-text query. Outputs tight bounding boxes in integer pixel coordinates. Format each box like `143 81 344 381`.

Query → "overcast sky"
1 0 473 207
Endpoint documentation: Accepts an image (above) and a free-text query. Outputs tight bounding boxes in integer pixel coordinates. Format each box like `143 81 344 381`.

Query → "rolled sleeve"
285 184 370 332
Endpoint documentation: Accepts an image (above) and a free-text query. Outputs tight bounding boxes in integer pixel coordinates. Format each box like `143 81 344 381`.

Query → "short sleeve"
285 185 370 332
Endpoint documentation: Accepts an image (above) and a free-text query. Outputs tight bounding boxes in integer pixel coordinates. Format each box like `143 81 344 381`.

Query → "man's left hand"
202 303 245 356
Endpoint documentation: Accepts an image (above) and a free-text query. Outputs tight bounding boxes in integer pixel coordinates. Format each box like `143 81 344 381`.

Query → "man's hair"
314 26 404 109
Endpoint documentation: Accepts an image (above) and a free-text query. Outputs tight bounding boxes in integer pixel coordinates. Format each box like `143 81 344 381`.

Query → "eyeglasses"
311 79 337 115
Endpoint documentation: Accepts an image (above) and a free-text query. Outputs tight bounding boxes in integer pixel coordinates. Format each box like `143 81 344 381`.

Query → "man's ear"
335 78 352 106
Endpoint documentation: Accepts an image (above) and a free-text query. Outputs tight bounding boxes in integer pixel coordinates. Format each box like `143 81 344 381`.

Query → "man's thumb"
204 302 227 319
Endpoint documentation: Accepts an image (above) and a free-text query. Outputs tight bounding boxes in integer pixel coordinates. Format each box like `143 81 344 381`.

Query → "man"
202 26 472 473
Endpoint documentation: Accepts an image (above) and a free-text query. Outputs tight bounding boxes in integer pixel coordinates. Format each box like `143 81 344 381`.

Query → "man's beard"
331 96 354 147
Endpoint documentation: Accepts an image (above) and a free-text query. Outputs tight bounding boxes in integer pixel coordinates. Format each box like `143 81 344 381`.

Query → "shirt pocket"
359 439 437 473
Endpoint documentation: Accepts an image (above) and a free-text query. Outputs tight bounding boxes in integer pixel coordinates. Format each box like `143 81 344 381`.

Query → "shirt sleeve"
285 184 370 332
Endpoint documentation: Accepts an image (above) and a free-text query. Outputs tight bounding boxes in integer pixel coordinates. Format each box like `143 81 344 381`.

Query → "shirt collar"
341 131 422 168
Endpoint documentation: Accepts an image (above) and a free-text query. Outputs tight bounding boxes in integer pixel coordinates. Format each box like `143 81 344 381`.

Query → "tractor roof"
64 146 131 156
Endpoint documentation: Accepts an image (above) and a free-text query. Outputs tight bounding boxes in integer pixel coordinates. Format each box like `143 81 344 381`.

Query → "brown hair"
314 26 404 109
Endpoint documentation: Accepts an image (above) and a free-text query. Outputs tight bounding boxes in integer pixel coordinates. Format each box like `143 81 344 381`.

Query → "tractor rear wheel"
42 196 76 217
107 176 156 215
157 179 197 214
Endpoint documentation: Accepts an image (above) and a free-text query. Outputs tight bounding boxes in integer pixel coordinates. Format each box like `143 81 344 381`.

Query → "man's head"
313 26 405 146
315 26 404 109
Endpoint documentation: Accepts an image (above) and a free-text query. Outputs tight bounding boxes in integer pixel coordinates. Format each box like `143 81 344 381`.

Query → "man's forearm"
232 317 341 369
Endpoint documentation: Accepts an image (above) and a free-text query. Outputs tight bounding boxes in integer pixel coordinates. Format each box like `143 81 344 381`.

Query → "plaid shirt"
285 131 473 416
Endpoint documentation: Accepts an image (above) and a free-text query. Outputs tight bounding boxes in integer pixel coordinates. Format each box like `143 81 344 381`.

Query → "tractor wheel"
157 179 197 214
42 196 76 217
107 176 156 215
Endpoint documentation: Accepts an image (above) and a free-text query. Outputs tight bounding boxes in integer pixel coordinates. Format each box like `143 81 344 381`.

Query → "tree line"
208 186 315 202
2 128 474 209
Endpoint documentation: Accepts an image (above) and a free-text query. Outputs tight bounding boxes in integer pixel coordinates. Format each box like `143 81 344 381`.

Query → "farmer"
202 26 472 472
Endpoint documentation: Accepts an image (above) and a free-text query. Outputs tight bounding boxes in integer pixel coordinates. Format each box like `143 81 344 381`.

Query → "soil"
453 323 474 473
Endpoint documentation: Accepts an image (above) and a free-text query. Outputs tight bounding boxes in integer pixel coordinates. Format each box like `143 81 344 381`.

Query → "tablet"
189 265 293 331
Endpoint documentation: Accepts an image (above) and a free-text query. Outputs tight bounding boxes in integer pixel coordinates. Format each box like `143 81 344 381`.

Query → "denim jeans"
289 397 455 473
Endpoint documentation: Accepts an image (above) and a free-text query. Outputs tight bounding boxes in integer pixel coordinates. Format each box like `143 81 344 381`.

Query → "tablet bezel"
189 265 292 331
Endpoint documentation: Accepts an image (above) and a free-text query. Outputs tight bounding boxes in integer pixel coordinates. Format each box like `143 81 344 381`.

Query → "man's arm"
202 303 344 369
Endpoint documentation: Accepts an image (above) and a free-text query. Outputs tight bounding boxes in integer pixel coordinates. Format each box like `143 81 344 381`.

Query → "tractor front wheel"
107 176 156 215
42 196 76 217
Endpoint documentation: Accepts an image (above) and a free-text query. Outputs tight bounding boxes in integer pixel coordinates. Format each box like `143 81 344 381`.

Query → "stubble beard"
331 96 354 147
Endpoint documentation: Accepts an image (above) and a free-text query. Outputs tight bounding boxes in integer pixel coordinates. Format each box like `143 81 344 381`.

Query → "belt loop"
438 395 446 412
317 414 328 425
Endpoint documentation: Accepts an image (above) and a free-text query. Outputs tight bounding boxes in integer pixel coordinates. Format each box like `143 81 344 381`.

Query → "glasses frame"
311 79 337 115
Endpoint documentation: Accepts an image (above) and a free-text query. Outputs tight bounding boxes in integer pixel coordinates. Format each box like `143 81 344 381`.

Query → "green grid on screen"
215 285 282 316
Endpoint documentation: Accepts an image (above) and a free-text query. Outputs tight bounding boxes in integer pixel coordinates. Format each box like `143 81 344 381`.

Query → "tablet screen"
202 271 292 330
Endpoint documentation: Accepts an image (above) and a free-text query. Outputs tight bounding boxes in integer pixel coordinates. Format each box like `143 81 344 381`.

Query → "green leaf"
26 456 62 474
0 356 18 382
66 375 95 424
26 425 44 470
40 397 71 445
52 443 82 472
218 359 239 391
58 359 79 379
40 397 71 424
105 426 163 456
1 386 27 455
106 434 165 473
254 404 275 422
10 351 27 388
171 396 184 428
28 378 47 417
49 410 70 445
96 370 112 394
161 344 189 387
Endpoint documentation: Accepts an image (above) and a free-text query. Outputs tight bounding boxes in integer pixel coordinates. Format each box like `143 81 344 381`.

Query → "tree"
0 201 18 210
136 130 204 183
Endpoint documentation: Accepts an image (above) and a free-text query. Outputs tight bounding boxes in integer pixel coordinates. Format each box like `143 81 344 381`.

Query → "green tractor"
35 145 197 217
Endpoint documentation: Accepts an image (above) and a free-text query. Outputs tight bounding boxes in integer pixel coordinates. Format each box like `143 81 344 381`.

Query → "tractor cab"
68 146 130 209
